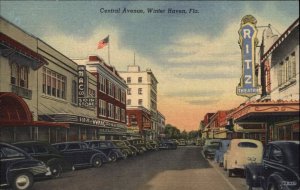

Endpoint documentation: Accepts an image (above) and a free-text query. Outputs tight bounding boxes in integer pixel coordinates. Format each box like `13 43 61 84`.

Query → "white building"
119 64 159 139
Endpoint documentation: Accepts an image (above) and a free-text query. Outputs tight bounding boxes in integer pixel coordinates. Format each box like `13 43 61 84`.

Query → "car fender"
90 152 107 163
267 173 286 190
245 164 263 187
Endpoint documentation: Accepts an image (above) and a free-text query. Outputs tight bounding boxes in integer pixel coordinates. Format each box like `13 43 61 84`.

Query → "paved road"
31 146 246 190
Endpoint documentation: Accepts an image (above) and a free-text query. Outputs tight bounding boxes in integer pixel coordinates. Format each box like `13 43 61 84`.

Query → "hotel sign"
236 15 261 97
78 65 95 108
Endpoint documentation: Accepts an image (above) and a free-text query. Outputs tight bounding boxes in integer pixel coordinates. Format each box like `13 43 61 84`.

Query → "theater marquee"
236 15 261 98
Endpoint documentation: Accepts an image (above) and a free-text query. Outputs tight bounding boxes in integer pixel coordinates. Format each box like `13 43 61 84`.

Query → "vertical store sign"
236 15 261 97
78 65 95 108
78 65 86 97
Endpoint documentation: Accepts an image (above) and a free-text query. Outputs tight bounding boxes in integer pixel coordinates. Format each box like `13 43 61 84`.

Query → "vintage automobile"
202 139 221 159
223 139 263 177
13 141 66 178
148 140 159 151
178 139 187 146
52 141 109 169
159 139 177 150
245 141 299 190
127 139 148 152
214 139 231 166
0 142 50 190
111 140 135 159
85 140 125 162
123 140 139 155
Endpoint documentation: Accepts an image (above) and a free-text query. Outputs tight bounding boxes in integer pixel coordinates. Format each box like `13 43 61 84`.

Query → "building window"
108 81 114 97
121 109 125 122
127 99 131 105
108 103 114 118
88 88 96 97
99 74 106 93
127 88 131 95
138 77 142 83
121 90 126 104
127 77 131 83
115 106 120 120
42 67 66 99
138 88 143 95
10 62 28 88
115 86 120 100
72 80 77 104
277 51 297 87
99 100 107 117
138 99 143 105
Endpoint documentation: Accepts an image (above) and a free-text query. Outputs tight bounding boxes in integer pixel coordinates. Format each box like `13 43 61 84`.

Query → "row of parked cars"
202 138 300 190
0 138 171 190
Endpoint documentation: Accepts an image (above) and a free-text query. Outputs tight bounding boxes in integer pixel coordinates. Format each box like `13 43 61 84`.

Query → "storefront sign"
77 116 117 128
78 98 95 108
236 15 261 97
78 65 86 98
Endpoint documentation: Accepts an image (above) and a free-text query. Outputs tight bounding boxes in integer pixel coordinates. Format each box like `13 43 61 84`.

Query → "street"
31 146 247 190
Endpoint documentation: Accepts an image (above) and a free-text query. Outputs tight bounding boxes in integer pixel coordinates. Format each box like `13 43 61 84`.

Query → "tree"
164 124 180 139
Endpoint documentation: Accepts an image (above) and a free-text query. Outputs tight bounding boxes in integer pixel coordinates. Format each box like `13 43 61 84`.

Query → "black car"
111 140 134 159
159 139 177 150
245 141 299 190
85 140 125 162
52 142 109 169
0 142 50 190
13 141 66 178
203 144 219 159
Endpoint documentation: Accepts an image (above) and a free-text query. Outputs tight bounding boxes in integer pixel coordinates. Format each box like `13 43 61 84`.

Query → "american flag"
97 36 109 49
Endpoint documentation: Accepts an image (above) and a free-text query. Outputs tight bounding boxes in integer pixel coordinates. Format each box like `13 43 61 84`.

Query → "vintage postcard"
0 1 299 190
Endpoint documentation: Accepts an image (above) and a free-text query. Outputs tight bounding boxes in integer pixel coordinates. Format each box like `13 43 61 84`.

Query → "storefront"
0 92 68 143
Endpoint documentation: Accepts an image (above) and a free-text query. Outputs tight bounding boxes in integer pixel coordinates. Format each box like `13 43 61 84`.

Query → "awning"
0 33 47 70
230 100 300 123
0 92 68 128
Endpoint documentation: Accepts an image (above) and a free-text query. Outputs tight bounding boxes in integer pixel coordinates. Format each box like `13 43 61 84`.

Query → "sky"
0 1 299 132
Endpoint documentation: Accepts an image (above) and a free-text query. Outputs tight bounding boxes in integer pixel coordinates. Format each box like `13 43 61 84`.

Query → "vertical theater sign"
78 65 95 107
236 15 261 97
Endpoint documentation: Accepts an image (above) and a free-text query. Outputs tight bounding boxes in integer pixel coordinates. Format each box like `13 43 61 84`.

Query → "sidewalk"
202 151 249 190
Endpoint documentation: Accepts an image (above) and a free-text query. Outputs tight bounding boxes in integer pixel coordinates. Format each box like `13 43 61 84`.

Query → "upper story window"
127 99 131 105
138 88 143 95
115 86 120 100
127 77 131 83
99 74 106 93
11 62 28 88
138 99 143 105
72 80 77 104
277 51 297 88
99 99 107 117
127 88 131 95
115 106 120 121
108 103 114 118
121 109 126 122
138 77 142 83
108 81 114 97
42 67 66 99
121 90 126 104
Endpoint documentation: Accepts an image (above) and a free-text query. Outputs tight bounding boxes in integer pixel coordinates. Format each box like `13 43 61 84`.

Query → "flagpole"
108 35 111 65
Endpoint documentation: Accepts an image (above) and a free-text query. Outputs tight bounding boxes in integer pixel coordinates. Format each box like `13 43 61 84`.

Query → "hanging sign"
236 15 261 97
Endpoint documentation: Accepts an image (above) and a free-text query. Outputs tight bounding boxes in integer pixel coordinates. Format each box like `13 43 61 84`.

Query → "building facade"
119 64 159 139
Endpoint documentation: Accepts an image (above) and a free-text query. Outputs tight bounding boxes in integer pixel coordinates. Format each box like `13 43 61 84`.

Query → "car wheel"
123 152 128 159
12 172 33 190
110 153 117 162
49 163 63 178
268 182 279 190
92 156 103 168
228 169 233 177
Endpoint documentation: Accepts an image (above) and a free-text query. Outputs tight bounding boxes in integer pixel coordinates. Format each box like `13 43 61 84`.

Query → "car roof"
230 139 262 145
12 141 49 145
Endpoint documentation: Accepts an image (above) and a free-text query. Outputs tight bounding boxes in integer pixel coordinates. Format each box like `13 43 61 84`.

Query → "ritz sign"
236 15 261 97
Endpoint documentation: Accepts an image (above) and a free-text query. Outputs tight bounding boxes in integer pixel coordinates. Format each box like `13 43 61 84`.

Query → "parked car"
127 139 147 152
178 139 187 146
123 140 139 155
13 141 66 178
159 139 177 150
148 140 159 151
170 139 179 146
0 142 50 190
111 140 134 159
52 142 109 169
214 139 231 166
85 140 125 162
223 139 263 177
202 139 221 159
245 141 299 190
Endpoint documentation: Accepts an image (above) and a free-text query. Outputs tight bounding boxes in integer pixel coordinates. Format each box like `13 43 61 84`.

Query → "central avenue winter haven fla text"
99 8 200 14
